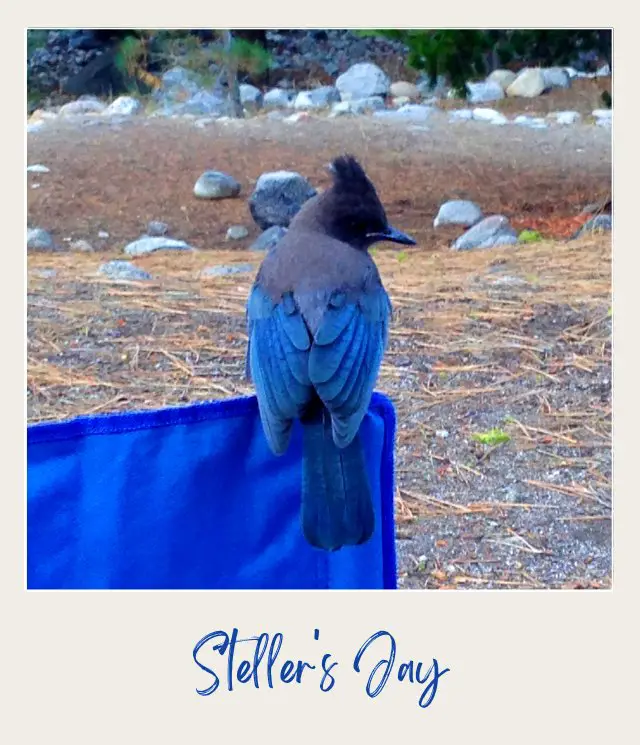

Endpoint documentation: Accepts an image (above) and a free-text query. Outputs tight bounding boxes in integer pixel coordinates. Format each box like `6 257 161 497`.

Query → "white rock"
59 97 106 116
201 264 254 277
506 68 546 98
549 110 581 125
374 104 433 122
98 231 110 239
466 81 505 104
105 96 141 116
596 64 611 77
27 121 45 133
239 84 263 111
330 101 354 117
513 115 548 129
350 96 385 114
124 237 193 256
27 164 50 173
263 88 294 109
391 96 411 108
389 81 420 100
564 67 579 79
294 86 340 110
487 69 517 91
542 67 571 90
473 108 507 125
592 109 612 119
449 108 474 122
336 62 390 102
434 200 483 228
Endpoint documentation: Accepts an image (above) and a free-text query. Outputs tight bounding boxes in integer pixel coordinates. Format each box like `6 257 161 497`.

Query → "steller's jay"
246 155 416 551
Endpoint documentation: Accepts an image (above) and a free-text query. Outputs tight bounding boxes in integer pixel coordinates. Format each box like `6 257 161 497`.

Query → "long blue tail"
301 405 375 551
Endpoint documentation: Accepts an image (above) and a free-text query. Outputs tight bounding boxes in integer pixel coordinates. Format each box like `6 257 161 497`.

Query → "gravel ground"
27 108 612 589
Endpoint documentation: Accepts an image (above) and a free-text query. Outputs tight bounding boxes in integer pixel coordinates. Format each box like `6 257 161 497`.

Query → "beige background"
10 7 632 743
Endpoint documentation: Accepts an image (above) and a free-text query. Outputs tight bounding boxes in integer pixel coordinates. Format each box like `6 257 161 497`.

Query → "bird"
245 154 416 552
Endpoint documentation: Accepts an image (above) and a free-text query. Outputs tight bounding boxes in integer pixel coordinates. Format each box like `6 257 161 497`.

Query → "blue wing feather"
309 287 391 448
247 285 313 454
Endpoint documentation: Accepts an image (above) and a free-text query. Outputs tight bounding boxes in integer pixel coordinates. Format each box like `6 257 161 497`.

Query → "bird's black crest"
329 155 374 195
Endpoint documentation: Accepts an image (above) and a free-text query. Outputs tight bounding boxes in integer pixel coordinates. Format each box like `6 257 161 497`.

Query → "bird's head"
315 155 417 251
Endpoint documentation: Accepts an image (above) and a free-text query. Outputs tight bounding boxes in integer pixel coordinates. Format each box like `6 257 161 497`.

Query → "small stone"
201 264 254 277
449 108 474 122
466 80 505 104
434 200 483 229
193 171 241 200
105 96 141 116
146 221 169 237
513 115 548 129
506 68 547 98
32 268 57 279
351 96 385 114
70 239 94 252
27 164 50 173
59 97 106 116
596 64 611 77
98 231 110 239
99 261 151 281
435 430 449 439
249 172 316 230
226 225 249 241
250 225 287 252
473 108 508 125
330 101 354 117
123 237 193 256
453 215 518 251
549 110 581 125
27 228 56 251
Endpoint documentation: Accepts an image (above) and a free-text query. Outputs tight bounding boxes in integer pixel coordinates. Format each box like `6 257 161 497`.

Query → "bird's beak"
367 225 417 246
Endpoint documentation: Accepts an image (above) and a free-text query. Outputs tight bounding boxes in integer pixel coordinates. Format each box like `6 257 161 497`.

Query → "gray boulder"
27 228 56 251
248 172 317 230
452 215 518 250
59 97 106 116
194 171 241 199
336 62 390 101
434 200 483 228
240 84 263 112
263 88 294 108
542 67 571 90
250 225 288 251
466 81 505 103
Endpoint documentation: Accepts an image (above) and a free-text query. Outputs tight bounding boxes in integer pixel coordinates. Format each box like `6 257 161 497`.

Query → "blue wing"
309 288 392 448
246 285 314 455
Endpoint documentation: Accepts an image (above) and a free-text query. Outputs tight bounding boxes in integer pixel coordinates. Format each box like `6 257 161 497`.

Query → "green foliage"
471 428 511 446
518 229 543 243
27 29 49 57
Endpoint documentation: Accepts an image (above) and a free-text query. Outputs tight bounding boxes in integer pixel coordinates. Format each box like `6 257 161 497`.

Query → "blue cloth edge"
27 392 398 590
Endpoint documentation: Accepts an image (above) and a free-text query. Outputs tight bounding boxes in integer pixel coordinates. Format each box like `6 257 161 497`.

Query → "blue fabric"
27 393 397 590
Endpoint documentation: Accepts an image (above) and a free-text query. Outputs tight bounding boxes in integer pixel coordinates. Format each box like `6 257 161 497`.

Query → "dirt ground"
27 104 612 589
